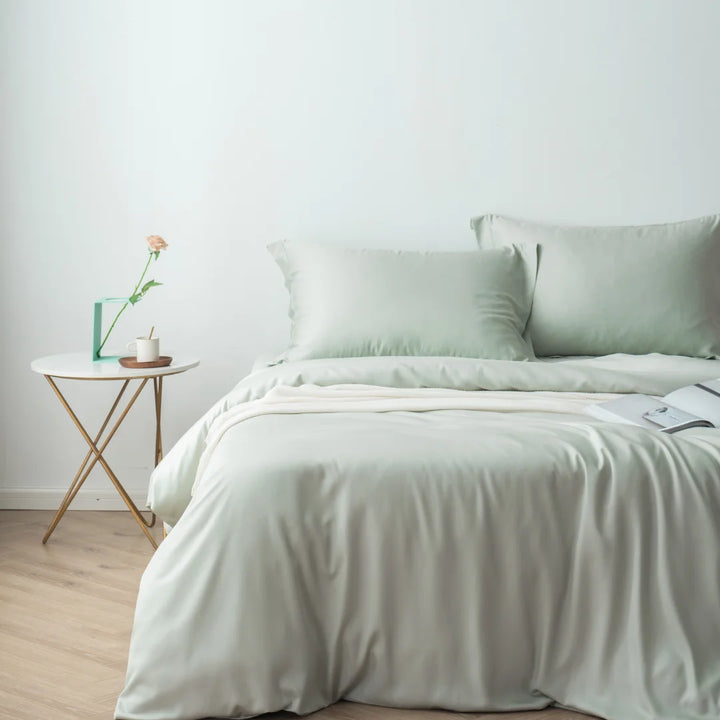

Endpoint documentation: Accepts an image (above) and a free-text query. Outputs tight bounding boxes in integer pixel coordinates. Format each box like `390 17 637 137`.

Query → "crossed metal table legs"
42 375 164 549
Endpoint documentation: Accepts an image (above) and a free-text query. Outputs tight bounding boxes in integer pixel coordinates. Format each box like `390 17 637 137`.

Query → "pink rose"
147 235 168 252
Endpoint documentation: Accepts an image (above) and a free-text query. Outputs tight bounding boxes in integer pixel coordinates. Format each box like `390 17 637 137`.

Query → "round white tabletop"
31 353 200 380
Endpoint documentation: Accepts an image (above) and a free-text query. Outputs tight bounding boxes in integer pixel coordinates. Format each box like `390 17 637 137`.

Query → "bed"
116 215 720 720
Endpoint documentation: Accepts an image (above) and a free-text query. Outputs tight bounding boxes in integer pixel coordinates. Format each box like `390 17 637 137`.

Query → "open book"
586 379 720 433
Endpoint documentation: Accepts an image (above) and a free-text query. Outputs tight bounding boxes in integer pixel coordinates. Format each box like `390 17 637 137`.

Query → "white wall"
2 0 720 509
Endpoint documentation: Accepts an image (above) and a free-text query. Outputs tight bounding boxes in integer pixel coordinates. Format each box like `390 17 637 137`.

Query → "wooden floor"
0 510 597 720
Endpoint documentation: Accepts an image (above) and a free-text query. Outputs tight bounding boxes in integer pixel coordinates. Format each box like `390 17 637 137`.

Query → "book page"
663 381 720 428
585 394 712 432
642 404 708 430
585 395 675 429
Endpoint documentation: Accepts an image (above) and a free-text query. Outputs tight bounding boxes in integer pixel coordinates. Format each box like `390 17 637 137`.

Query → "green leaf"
141 279 163 294
128 293 142 305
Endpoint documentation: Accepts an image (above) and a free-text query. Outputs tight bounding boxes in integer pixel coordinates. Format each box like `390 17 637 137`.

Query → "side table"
30 353 200 549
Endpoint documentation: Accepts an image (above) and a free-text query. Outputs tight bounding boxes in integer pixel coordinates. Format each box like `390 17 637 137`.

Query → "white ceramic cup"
127 337 160 363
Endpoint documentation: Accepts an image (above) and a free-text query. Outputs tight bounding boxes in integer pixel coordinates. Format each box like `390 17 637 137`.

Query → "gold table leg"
42 375 160 549
41 380 131 544
153 376 163 465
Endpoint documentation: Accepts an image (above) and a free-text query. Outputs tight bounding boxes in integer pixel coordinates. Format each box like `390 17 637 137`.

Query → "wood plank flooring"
0 510 596 720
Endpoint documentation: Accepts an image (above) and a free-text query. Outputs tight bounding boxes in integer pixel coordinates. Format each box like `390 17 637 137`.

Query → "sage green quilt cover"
116 354 720 720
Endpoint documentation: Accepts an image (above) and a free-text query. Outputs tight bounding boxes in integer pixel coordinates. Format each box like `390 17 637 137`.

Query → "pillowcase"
268 240 538 362
471 213 720 358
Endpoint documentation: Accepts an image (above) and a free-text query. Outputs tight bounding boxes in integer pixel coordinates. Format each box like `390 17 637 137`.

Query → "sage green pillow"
268 240 537 362
471 214 720 358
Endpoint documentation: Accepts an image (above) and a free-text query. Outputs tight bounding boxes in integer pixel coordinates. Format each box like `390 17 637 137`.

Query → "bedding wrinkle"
571 429 625 689
270 478 331 711
323 467 384 702
647 458 719 715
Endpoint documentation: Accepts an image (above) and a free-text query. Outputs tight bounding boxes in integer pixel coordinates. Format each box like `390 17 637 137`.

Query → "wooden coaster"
118 355 173 369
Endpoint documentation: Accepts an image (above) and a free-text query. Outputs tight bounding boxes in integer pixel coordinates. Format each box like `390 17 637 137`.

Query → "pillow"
471 213 720 358
268 240 538 362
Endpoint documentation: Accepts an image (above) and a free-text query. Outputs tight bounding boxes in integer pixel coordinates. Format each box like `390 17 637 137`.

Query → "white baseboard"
0 487 150 511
